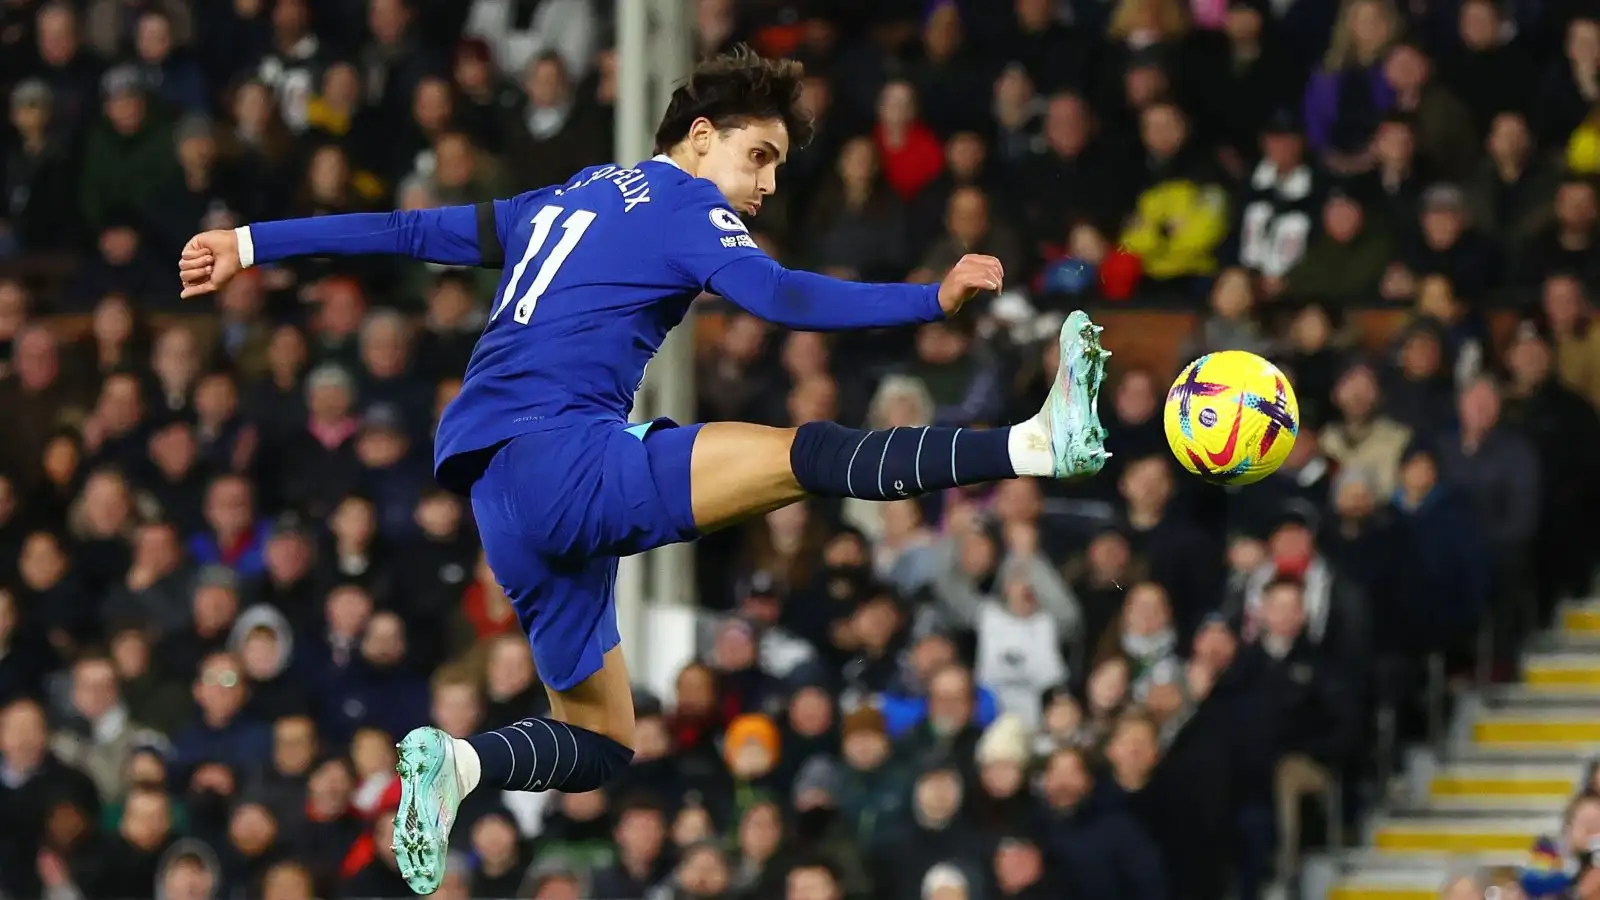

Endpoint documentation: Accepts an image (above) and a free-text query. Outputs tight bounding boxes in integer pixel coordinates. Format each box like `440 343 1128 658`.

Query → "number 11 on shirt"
492 205 598 325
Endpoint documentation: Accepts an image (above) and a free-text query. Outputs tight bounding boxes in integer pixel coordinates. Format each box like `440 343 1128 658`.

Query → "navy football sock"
466 718 634 793
789 422 1017 500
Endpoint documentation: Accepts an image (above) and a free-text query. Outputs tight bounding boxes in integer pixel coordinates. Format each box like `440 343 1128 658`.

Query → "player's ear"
688 117 716 156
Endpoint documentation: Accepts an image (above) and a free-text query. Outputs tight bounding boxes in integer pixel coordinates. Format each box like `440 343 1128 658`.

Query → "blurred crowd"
2 0 1600 899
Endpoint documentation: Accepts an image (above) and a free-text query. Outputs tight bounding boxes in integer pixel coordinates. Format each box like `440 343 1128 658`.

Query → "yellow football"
1162 350 1300 485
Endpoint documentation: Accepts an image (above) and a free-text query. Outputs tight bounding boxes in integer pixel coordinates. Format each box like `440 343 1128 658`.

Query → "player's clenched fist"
937 253 1004 316
177 229 242 298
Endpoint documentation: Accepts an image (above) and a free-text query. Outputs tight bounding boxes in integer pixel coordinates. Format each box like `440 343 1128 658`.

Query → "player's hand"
937 254 1004 316
178 228 242 298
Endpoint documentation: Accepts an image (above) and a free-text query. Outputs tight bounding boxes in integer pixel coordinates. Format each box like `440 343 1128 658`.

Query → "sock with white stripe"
463 718 634 794
790 421 1033 501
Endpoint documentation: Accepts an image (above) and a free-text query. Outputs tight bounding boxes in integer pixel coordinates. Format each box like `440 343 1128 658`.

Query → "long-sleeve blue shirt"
239 156 945 494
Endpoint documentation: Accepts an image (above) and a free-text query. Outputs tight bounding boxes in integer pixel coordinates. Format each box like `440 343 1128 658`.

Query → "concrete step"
1562 602 1600 637
1472 712 1600 746
1450 744 1600 765
1547 633 1600 653
1484 684 1600 709
1370 814 1554 853
1337 848 1530 873
1429 764 1583 804
1329 870 1443 900
1522 652 1600 691
1421 795 1570 814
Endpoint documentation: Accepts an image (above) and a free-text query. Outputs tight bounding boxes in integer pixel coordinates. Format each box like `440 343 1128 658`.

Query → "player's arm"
671 199 999 330
177 202 511 297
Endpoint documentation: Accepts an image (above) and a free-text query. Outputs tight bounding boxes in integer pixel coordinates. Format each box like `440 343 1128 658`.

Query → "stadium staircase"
1322 599 1600 899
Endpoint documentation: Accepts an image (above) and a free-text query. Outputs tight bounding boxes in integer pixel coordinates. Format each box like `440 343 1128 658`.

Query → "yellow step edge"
1525 666 1600 687
1474 721 1600 744
1373 829 1539 853
1329 888 1436 900
1563 609 1600 634
1430 776 1576 798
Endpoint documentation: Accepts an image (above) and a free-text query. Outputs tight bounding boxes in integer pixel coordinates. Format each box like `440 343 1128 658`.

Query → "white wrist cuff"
234 225 255 269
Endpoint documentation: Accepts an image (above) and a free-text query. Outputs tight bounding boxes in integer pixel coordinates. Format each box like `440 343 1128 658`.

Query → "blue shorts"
468 418 703 692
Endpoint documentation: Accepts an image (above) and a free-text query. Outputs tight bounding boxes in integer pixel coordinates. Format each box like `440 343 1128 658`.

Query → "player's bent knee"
788 420 857 495
587 731 636 786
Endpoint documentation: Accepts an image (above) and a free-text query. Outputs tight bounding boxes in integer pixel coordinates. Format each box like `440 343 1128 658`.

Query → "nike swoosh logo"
1205 396 1246 466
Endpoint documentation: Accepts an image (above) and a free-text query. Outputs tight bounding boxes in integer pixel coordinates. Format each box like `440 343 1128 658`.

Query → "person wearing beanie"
970 714 1040 839
792 754 842 808
723 713 783 823
975 713 1032 768
723 713 782 776
838 706 913 844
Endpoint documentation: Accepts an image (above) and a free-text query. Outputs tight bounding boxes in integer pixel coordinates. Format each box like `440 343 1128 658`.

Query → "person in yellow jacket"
1117 102 1231 282
1119 178 1231 280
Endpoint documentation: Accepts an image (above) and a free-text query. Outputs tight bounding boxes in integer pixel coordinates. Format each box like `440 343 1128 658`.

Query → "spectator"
912 185 1026 288
50 654 162 802
1518 178 1600 286
873 81 945 205
591 794 671 898
1535 17 1600 150
871 763 983 900
0 697 102 899
1238 577 1355 886
1439 376 1541 664
1120 102 1230 282
231 603 308 723
1011 92 1128 244
502 52 607 193
1303 0 1399 171
0 589 51 705
1209 3 1303 159
1183 267 1277 359
1442 0 1535 139
1465 112 1558 256
1503 326 1600 618
30 3 102 139
1380 43 1476 180
169 650 270 786
1322 361 1412 496
801 137 910 282
1542 274 1600 409
1381 441 1492 656
1284 190 1391 303
128 10 208 115
5 79 83 253
80 65 179 235
1239 509 1370 672
1038 744 1167 899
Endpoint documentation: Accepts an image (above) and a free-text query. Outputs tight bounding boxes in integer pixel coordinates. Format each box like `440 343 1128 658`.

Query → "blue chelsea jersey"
432 158 766 491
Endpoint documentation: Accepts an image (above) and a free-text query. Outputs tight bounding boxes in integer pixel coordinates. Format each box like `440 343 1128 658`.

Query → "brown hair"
654 47 814 153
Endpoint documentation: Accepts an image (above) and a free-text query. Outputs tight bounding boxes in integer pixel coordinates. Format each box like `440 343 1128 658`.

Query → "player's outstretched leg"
392 707 635 894
787 309 1110 497
685 310 1111 532
392 646 636 895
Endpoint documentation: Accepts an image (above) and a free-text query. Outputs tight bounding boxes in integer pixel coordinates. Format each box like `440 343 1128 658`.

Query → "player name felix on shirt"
555 164 654 212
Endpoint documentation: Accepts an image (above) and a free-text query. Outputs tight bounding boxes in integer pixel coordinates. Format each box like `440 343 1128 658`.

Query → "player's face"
693 117 789 217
